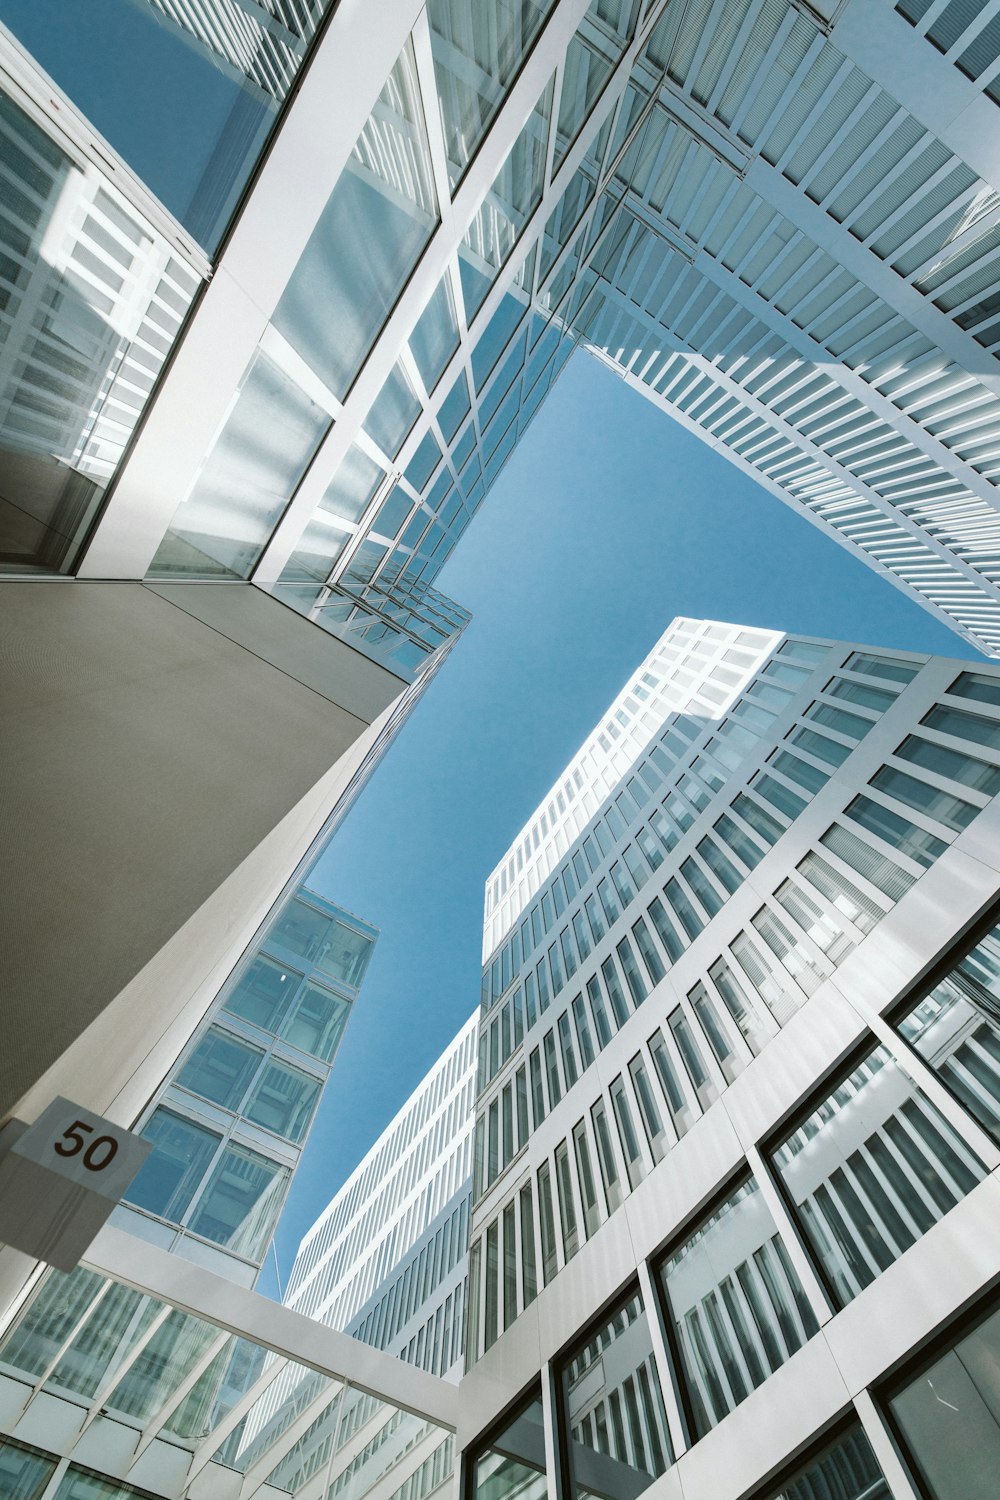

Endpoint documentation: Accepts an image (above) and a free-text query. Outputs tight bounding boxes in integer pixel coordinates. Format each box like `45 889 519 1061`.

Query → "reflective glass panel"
460 78 553 321
224 955 301 1033
560 1287 672 1500
0 1437 55 1499
760 1425 891 1500
0 0 309 249
273 44 438 399
897 921 1000 1142
659 1178 817 1437
0 90 198 575
363 359 422 459
282 982 351 1061
428 0 557 185
149 350 328 577
177 1026 264 1110
469 1388 546 1500
409 272 461 393
244 1058 321 1142
771 1045 986 1308
126 1108 221 1222
319 444 386 524
888 1300 1000 1500
187 1142 290 1259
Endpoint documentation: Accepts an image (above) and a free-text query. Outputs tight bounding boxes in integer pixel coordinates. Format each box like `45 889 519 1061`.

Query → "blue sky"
259 351 982 1295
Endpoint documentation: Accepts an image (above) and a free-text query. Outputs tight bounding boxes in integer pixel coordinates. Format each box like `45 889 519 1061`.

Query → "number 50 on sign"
0 1097 152 1271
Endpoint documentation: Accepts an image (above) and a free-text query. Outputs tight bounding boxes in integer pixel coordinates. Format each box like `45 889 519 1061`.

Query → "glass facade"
760 1426 891 1500
559 1288 671 1500
659 1178 817 1438
118 881 376 1279
888 1300 1000 1500
770 1045 986 1309
468 1389 546 1500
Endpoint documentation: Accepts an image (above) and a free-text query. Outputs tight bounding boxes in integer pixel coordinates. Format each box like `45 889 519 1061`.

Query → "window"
617 936 648 1004
887 1299 1000 1500
187 1143 290 1260
467 1388 547 1500
759 1426 891 1500
949 671 1000 708
273 44 437 400
586 975 614 1048
559 1287 672 1500
0 1439 57 1495
244 1059 321 1142
610 1076 645 1190
922 704 1000 752
224 956 300 1033
871 765 977 833
658 1178 818 1437
126 1109 220 1224
896 921 1000 1143
177 1028 263 1111
771 1044 986 1308
895 734 1000 796
844 794 947 868
632 915 666 983
282 983 350 1061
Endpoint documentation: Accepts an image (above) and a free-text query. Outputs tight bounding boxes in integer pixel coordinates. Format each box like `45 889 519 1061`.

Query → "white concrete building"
461 618 1000 1500
285 1011 477 1378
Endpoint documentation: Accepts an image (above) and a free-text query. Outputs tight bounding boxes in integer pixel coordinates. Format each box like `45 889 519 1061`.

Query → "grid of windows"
469 637 1000 1361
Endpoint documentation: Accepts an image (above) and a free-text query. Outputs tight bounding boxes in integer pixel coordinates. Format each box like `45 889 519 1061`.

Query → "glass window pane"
224 955 301 1033
897 921 1000 1143
771 1045 986 1308
460 78 553 319
282 982 351 1062
428 0 557 185
659 1178 818 1438
149 351 328 578
274 44 438 399
318 443 386 524
177 1027 264 1110
126 1108 220 1222
469 1388 547 1500
0 1266 104 1379
106 1308 219 1422
409 272 460 394
0 2 292 251
888 1301 1000 1500
760 1425 891 1500
187 1143 290 1260
0 1437 56 1499
316 922 374 987
363 359 423 459
245 1059 322 1142
560 1286 672 1500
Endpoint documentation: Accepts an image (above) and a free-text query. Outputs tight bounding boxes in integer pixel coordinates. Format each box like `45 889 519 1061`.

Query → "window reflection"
888 1300 1000 1500
428 0 558 186
659 1178 817 1438
560 1288 672 1500
148 349 329 577
469 1389 547 1500
771 1045 986 1308
274 44 438 400
0 89 198 575
0 1437 55 1498
125 1107 221 1222
897 920 1000 1142
760 1425 891 1500
0 0 314 251
187 1142 290 1259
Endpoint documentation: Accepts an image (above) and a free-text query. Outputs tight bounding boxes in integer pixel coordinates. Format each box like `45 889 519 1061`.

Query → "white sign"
0 1097 152 1271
